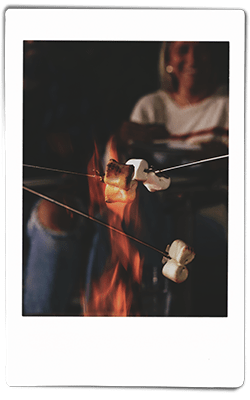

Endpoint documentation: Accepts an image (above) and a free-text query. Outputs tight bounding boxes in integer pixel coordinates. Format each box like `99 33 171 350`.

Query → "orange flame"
83 136 144 316
87 141 106 217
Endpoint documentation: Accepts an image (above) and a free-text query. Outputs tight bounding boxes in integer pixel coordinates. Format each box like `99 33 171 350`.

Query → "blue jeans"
23 202 85 315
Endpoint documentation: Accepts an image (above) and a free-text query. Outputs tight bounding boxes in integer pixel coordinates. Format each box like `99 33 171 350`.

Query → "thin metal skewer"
24 154 228 179
23 164 97 178
154 154 228 174
23 185 170 259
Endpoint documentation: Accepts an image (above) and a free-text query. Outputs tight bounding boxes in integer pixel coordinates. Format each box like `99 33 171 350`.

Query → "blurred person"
23 194 85 315
23 127 94 316
23 41 96 315
119 41 228 158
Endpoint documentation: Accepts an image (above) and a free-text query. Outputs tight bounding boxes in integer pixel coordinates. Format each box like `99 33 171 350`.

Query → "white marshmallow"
162 259 189 283
143 171 171 192
161 239 195 283
166 239 195 265
125 159 149 181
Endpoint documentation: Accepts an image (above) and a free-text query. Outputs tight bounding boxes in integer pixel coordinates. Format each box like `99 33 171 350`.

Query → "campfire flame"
83 136 144 316
87 141 106 217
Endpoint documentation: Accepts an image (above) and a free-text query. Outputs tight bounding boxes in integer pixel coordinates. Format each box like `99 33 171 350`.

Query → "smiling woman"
159 41 227 96
128 41 229 154
166 42 215 105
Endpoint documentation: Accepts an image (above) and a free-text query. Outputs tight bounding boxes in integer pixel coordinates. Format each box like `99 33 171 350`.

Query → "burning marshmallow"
143 171 171 192
104 159 134 191
162 239 195 283
104 158 171 198
125 159 149 181
105 181 138 203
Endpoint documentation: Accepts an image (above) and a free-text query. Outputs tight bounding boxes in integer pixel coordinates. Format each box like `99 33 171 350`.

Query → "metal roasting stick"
23 164 97 178
23 154 228 179
23 185 170 259
154 154 228 174
23 155 228 266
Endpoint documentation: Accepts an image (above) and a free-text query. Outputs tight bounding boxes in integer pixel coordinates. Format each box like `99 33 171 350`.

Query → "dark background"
23 41 163 172
23 41 229 316
23 40 229 172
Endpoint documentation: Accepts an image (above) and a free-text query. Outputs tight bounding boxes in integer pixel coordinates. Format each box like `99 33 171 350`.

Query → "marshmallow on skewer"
165 239 195 265
161 239 195 283
105 180 138 203
104 159 134 191
125 159 149 181
143 171 171 192
162 259 189 283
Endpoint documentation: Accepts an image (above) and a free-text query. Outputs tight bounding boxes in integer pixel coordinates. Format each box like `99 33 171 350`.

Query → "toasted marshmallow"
104 159 134 191
105 181 138 203
143 171 171 192
162 259 189 283
125 159 149 181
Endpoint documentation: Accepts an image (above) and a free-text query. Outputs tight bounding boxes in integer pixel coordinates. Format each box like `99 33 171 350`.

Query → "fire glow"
83 137 144 316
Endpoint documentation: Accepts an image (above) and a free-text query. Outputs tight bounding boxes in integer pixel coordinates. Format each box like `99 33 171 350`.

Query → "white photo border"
5 8 245 387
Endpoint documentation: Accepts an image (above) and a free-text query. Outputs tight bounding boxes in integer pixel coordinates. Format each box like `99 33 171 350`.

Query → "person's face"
168 41 213 93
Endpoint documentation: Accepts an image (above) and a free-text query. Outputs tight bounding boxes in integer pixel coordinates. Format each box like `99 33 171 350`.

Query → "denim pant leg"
23 202 84 315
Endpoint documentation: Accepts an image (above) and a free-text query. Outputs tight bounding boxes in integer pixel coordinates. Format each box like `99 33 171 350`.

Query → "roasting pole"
154 154 228 174
23 154 229 178
23 185 170 259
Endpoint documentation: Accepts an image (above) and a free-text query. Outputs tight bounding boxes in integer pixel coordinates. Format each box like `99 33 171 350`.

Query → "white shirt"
130 88 229 150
